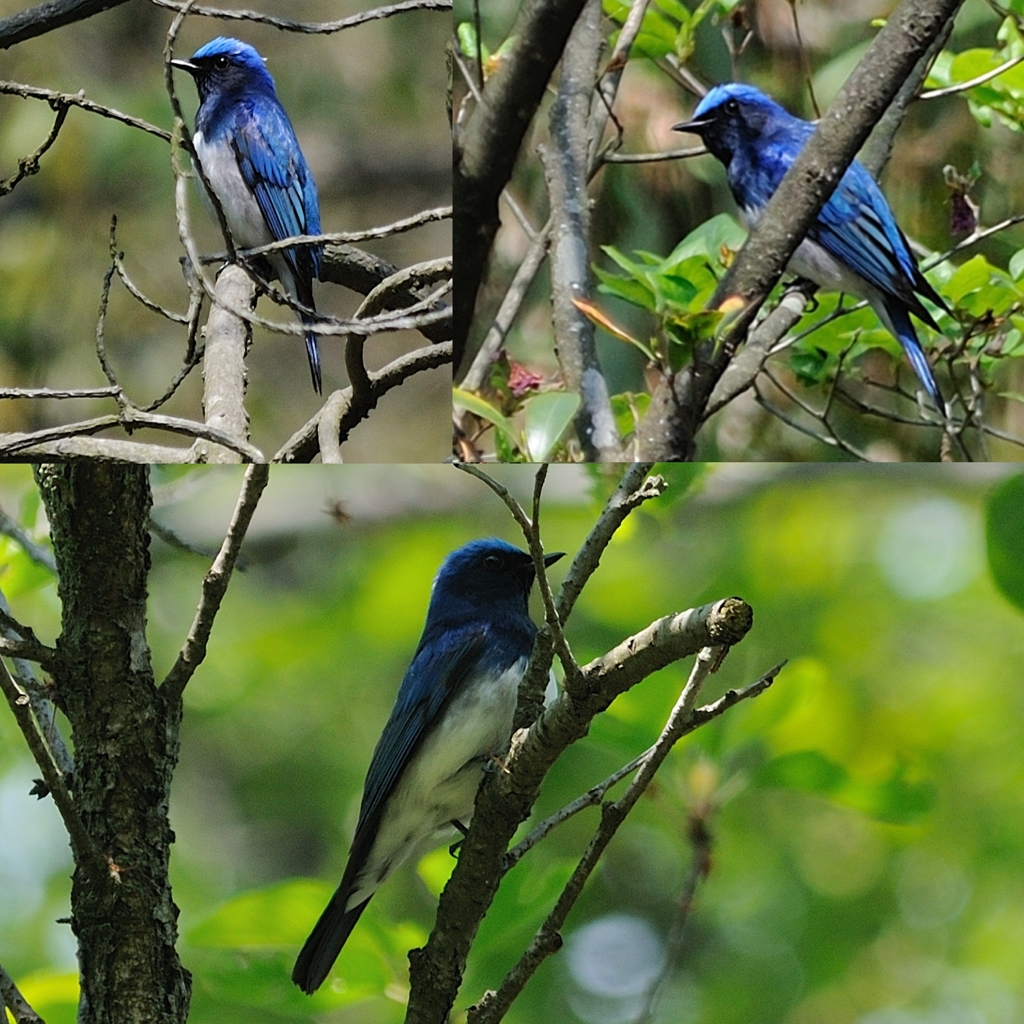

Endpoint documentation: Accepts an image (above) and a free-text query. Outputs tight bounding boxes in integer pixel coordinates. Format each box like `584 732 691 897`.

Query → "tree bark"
35 464 190 1024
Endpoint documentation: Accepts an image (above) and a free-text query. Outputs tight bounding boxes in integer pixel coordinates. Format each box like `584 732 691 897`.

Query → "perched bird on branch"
292 538 564 994
674 83 951 407
173 37 324 392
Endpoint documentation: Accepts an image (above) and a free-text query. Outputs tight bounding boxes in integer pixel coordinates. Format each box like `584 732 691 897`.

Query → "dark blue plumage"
292 538 564 994
674 83 951 406
173 37 324 392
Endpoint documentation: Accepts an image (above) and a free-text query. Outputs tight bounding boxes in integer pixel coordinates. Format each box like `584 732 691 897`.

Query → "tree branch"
470 656 783 1021
189 265 254 463
161 464 270 703
0 657 100 878
273 341 452 462
455 0 589 371
0 0 130 50
0 960 45 1024
543 0 623 461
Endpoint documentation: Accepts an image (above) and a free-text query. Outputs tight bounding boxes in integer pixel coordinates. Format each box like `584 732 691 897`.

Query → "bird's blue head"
172 37 277 104
428 539 564 622
672 83 794 165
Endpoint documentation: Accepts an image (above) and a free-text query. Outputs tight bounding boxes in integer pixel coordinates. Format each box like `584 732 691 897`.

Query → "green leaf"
522 391 580 461
453 388 517 442
986 474 1024 613
610 391 651 436
945 254 995 304
594 265 657 311
455 22 489 63
1009 248 1024 282
663 213 746 265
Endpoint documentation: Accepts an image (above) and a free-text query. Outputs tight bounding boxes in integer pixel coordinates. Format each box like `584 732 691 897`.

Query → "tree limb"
161 464 270 702
454 0 589 371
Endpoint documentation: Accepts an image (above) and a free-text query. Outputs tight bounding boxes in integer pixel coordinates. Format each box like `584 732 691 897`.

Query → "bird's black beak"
672 114 713 134
543 551 566 568
171 57 199 75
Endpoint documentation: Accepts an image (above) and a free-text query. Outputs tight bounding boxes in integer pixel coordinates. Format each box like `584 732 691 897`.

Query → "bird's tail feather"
883 301 942 408
292 890 370 994
304 324 322 394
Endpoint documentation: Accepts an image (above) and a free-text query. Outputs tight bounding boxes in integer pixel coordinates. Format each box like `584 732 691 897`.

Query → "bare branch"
543 0 622 461
455 0 589 370
0 80 169 140
0 959 45 1024
0 409 265 462
190 265 254 464
0 99 68 196
0 657 101 878
149 0 451 34
273 341 452 462
161 464 270 702
0 506 56 572
471 657 782 1021
555 463 664 625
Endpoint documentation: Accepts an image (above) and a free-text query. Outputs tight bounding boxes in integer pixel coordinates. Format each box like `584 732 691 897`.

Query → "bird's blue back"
677 83 950 404
177 37 324 390
190 38 321 289
354 538 540 844
292 537 554 994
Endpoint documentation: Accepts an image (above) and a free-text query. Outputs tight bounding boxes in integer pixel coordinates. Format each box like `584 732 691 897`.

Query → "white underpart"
192 129 295 298
345 657 528 911
742 204 895 335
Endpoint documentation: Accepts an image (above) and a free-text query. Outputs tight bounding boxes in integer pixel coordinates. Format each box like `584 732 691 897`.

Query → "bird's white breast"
192 130 273 251
345 658 527 911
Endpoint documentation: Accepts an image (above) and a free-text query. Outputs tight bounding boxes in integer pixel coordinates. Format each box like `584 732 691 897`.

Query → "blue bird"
292 538 564 994
173 38 324 392
673 83 951 406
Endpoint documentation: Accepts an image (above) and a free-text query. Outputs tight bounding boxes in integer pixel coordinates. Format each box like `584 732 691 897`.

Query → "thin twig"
470 658 785 1022
273 341 452 462
0 409 266 462
149 0 451 33
0 99 69 196
0 657 102 879
161 464 270 702
555 464 664 625
0 506 56 572
0 960 45 1024
0 80 170 140
0 386 123 401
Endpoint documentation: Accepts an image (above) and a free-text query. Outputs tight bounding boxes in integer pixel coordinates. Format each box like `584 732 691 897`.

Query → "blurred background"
0 0 451 460
1 462 1023 1022
457 0 1024 460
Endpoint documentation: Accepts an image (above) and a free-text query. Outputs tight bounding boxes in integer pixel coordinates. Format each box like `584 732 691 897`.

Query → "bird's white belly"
192 130 273 250
346 658 526 910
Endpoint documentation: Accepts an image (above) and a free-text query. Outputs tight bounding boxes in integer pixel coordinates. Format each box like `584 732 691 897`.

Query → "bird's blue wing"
350 623 489 852
231 99 321 280
810 163 946 325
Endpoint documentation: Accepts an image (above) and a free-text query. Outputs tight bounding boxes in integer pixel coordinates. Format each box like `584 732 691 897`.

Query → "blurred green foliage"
2 464 1024 1022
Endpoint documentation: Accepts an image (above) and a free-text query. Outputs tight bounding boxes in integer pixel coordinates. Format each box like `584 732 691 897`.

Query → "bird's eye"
214 55 230 70
724 98 740 115
483 554 503 569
